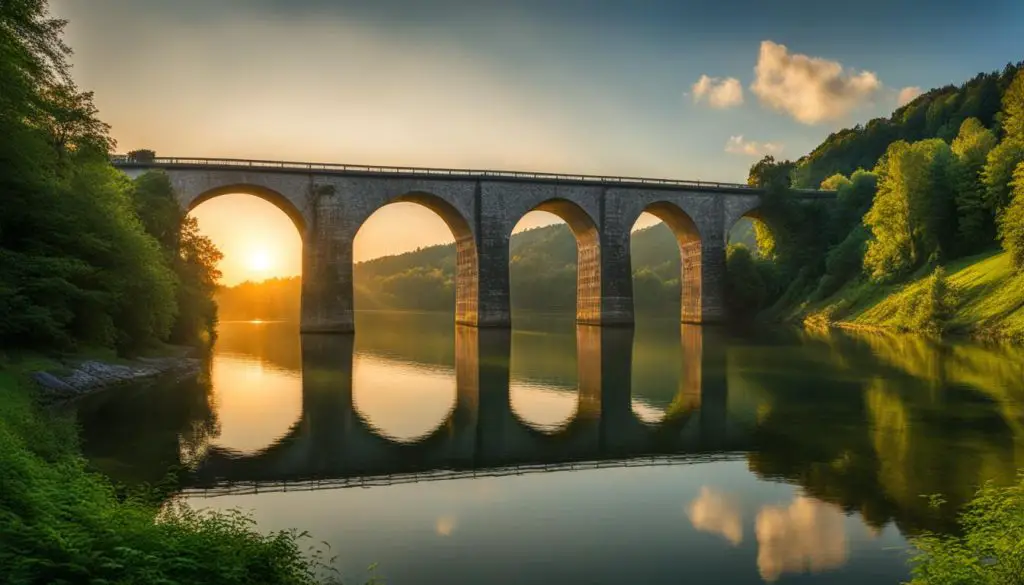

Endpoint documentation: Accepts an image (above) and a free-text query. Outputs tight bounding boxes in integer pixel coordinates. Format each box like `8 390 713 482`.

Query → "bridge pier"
301 193 356 333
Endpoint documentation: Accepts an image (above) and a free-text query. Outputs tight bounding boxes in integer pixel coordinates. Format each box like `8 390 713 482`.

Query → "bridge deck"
111 155 832 197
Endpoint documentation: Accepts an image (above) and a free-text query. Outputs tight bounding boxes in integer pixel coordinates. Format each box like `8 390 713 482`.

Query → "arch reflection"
188 322 732 489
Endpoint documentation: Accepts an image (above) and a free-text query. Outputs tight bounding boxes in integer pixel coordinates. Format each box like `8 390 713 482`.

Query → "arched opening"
509 320 580 433
352 194 478 325
727 212 773 260
349 195 472 442
726 209 783 316
188 190 305 455
509 199 601 324
630 203 702 323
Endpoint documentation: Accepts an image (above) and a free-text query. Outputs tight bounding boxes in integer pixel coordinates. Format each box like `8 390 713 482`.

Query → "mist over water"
75 312 1024 584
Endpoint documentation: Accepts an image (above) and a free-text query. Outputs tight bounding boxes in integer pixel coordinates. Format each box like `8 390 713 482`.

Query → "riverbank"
776 250 1024 342
23 346 203 402
0 359 344 584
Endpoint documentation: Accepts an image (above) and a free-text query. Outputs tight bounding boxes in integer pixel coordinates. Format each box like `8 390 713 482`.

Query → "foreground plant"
906 472 1024 585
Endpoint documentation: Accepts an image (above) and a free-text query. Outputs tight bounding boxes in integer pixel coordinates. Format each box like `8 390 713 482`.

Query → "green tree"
747 155 795 188
982 139 1024 215
864 139 955 281
725 244 770 316
982 70 1024 216
998 162 1024 269
999 68 1024 141
951 118 999 251
131 171 223 344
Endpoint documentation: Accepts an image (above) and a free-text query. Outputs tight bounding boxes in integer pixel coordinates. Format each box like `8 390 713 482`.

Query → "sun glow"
248 249 273 273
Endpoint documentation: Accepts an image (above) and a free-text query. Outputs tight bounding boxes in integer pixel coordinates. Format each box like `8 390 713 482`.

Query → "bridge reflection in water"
186 324 739 496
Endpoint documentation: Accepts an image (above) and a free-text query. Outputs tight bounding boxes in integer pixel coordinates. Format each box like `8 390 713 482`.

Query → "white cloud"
692 74 745 109
725 135 783 157
751 40 881 124
687 487 744 545
897 86 923 107
755 497 848 582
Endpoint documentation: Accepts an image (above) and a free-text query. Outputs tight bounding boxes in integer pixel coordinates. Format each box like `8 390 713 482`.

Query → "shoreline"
30 351 202 402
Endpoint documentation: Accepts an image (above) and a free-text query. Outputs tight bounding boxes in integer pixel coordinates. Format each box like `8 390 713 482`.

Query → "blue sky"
49 0 1024 264
54 0 1024 182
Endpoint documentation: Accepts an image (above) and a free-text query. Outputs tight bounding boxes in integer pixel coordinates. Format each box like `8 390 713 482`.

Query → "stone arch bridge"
113 156 833 332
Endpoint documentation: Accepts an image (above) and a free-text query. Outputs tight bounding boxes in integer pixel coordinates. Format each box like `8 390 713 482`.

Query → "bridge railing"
183 452 744 498
110 155 833 195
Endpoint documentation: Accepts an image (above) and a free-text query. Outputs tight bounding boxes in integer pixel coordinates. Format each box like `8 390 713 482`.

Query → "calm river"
75 312 1024 584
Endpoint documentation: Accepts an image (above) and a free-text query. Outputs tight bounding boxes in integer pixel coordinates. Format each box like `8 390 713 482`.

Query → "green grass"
0 365 358 585
789 251 1024 341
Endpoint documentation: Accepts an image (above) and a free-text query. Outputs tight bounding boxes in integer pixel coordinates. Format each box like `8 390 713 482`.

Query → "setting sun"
248 249 273 273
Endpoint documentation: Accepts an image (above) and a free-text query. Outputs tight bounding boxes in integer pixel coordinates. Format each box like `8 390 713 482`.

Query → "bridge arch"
630 202 703 323
510 198 602 324
189 184 308 237
354 190 480 325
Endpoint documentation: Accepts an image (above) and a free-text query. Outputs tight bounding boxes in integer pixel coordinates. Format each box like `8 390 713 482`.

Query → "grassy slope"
785 251 1024 341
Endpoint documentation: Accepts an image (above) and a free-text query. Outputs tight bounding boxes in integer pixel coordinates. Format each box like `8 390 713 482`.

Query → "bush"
907 472 1024 585
726 244 771 316
0 373 347 585
895 267 958 335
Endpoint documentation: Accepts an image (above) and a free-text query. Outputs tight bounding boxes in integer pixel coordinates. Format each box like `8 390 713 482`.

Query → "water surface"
75 312 1024 584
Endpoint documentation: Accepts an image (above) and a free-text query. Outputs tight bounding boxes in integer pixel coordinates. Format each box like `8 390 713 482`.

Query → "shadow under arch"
189 184 307 238
360 190 480 326
637 202 703 323
513 198 601 324
728 205 780 261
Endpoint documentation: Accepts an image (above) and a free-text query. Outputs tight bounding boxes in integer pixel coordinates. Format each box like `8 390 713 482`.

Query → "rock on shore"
32 355 201 399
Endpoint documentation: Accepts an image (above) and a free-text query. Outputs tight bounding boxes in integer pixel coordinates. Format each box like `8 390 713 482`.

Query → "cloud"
686 487 744 545
755 496 848 582
897 86 923 107
692 75 744 109
751 40 881 124
725 135 783 157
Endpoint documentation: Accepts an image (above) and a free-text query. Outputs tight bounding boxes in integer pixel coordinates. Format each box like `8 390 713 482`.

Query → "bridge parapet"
110 155 832 197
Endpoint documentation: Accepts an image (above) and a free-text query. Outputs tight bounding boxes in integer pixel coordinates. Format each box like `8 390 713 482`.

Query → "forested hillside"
791 62 1024 189
728 62 1024 340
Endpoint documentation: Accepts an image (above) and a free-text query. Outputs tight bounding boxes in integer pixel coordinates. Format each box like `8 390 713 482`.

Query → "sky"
51 0 1024 284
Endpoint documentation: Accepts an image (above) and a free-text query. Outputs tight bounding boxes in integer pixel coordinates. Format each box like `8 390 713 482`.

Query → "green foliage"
998 162 1024 269
894 267 957 335
982 139 1024 215
812 226 869 301
0 5 218 354
131 172 223 345
951 118 1000 251
725 244 778 316
0 370 345 585
864 140 957 282
747 155 795 188
791 62 1022 189
1000 68 1024 142
907 473 1024 585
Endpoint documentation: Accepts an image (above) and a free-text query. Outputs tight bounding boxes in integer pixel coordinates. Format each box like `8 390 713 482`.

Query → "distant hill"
218 220 757 320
